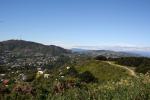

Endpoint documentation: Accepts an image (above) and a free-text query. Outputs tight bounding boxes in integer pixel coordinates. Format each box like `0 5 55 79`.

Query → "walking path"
105 61 137 77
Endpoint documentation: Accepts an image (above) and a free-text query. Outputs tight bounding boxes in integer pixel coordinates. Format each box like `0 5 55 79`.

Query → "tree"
66 67 78 77
78 71 97 83
95 55 107 61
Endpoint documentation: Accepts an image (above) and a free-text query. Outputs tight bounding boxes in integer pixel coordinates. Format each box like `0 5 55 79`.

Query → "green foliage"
0 65 8 73
116 57 150 73
65 67 78 77
25 73 36 82
1 73 150 100
78 71 98 83
95 55 107 61
77 60 129 82
0 60 150 100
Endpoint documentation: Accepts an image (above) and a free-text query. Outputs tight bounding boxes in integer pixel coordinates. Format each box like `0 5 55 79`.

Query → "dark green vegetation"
95 56 150 74
77 60 129 82
0 59 150 100
115 57 150 74
0 40 150 100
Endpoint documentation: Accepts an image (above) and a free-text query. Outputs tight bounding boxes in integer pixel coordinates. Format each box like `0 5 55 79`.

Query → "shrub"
25 73 36 82
116 57 150 73
95 55 107 61
66 67 78 77
78 71 98 83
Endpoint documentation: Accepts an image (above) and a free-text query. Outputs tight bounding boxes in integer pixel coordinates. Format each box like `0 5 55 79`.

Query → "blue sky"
0 0 150 48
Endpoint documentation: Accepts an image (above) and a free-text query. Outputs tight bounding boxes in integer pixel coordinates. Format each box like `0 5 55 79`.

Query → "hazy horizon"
1 39 150 53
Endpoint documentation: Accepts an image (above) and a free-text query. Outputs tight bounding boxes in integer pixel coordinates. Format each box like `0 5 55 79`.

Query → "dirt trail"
106 61 137 77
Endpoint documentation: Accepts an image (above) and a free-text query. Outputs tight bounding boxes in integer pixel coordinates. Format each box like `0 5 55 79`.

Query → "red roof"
3 79 9 85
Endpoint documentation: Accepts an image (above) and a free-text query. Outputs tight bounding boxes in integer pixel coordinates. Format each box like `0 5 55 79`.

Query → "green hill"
76 60 130 82
0 40 70 56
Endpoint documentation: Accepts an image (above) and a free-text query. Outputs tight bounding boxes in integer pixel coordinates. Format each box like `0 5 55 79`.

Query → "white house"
66 66 70 70
44 74 50 79
0 74 6 77
37 71 44 75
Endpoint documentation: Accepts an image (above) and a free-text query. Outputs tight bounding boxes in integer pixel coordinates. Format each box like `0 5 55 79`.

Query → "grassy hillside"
76 60 130 82
0 59 150 100
115 57 150 74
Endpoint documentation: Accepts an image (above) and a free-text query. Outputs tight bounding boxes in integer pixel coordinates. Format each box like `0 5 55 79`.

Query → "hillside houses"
0 51 59 70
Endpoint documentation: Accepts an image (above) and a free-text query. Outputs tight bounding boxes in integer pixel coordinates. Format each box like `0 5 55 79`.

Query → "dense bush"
66 67 78 77
0 65 7 73
0 59 150 100
0 73 149 100
78 71 98 83
25 73 36 82
115 57 150 73
95 55 107 61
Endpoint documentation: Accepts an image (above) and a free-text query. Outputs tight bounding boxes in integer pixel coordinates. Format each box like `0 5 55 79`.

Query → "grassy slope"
1 60 150 100
76 60 130 82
